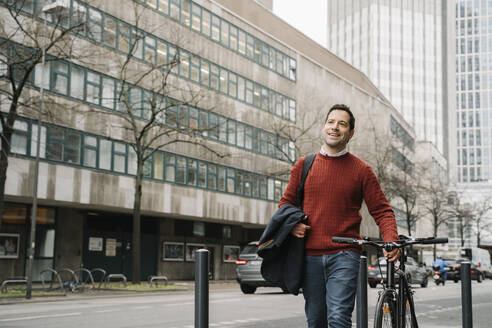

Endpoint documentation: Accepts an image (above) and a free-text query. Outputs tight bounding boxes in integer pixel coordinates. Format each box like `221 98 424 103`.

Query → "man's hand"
383 248 401 262
291 222 310 238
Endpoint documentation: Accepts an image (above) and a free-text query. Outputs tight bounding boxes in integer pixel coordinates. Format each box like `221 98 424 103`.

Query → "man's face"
322 109 354 152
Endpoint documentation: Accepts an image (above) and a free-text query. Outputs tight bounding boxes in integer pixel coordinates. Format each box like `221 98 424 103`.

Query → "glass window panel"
211 15 220 42
191 3 201 32
87 8 102 42
103 16 117 47
30 124 46 158
113 142 126 173
218 167 226 191
70 66 85 100
219 69 227 93
176 157 186 183
144 36 157 64
165 154 175 182
154 152 164 180
117 23 130 53
202 9 211 37
87 72 101 105
207 164 216 190
227 120 236 145
236 171 243 194
170 0 180 20
102 77 115 109
158 0 169 14
128 146 137 175
47 127 64 161
99 139 112 170
238 30 246 55
65 132 81 164
11 121 28 155
227 168 235 193
83 136 97 167
181 0 191 26
198 162 206 187
53 62 68 95
157 41 168 67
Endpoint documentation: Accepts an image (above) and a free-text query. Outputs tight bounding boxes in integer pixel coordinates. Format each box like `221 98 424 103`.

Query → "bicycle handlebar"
331 236 448 249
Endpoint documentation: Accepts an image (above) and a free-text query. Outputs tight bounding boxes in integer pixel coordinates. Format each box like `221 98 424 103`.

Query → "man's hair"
325 104 355 130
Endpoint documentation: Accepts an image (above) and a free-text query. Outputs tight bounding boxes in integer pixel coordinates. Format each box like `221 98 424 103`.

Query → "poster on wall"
105 238 117 257
0 233 20 259
163 242 184 261
186 243 205 262
88 237 103 251
223 245 240 262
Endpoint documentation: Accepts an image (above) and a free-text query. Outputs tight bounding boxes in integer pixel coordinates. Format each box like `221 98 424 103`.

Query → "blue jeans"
303 251 360 328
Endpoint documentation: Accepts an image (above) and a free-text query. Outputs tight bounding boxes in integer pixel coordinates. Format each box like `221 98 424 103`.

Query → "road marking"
95 309 118 313
0 312 82 322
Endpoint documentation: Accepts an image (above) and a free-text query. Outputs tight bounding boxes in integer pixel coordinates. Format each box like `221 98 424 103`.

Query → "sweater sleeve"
278 157 305 208
361 165 399 242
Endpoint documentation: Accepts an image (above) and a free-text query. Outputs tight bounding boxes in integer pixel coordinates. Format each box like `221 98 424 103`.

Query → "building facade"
326 0 455 163
454 0 492 247
0 0 415 281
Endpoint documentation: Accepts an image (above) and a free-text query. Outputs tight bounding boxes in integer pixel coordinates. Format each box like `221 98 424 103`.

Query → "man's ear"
349 129 355 139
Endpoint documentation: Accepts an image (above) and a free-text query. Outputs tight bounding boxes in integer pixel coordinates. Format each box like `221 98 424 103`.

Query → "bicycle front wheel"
374 290 397 328
402 291 418 328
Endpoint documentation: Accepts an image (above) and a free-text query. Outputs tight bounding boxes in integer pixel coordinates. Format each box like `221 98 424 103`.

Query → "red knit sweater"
279 152 399 255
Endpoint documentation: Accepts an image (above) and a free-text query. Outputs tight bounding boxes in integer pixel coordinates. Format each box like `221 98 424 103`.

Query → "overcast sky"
272 0 327 47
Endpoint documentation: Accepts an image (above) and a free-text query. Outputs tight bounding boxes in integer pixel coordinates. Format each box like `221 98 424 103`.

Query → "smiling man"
279 104 400 328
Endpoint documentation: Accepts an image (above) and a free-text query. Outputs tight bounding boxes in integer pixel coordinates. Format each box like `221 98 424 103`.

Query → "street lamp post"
25 1 70 299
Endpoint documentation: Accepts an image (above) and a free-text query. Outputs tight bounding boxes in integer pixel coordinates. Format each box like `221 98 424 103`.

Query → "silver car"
235 241 278 294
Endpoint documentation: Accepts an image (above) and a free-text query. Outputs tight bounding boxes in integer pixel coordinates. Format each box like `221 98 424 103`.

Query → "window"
103 16 117 47
158 0 169 14
53 62 68 95
83 136 97 168
99 139 112 170
113 142 126 173
187 159 197 185
86 72 101 105
30 124 46 158
165 154 175 182
191 3 201 32
11 121 28 155
70 66 85 100
226 168 235 193
117 22 131 53
128 146 137 175
218 167 226 191
65 131 81 164
102 77 115 109
207 164 217 190
176 156 186 183
154 152 164 179
211 15 220 42
198 162 206 187
46 127 64 161
87 8 103 42
144 36 157 64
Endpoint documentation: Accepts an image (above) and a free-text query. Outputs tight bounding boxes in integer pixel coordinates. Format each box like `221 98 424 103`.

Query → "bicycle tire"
402 290 418 328
374 290 397 328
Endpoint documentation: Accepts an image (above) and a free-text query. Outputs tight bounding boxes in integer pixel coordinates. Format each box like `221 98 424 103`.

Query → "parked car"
446 258 485 283
367 256 428 288
235 241 279 294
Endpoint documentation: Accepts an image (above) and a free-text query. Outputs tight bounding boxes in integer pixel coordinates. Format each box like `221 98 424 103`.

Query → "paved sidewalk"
0 280 238 305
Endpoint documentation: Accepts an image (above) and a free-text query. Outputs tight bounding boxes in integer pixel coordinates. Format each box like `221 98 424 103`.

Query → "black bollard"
356 256 368 328
460 261 473 328
195 249 209 328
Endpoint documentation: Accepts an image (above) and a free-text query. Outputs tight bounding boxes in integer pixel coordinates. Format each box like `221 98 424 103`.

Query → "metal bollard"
195 249 209 328
460 262 473 328
356 256 368 328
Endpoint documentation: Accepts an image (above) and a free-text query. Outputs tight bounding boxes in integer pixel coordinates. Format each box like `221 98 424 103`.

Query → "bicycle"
332 235 448 328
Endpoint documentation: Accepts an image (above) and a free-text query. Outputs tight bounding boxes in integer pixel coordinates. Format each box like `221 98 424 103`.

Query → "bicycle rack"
90 268 107 289
104 273 127 288
148 275 168 287
40 269 65 294
1 277 27 293
57 268 80 292
74 268 95 290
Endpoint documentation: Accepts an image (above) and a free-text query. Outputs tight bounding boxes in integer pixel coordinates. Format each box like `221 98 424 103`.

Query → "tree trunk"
131 160 143 284
0 122 14 230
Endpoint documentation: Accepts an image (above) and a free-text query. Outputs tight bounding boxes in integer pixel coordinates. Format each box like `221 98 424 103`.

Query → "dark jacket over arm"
257 204 307 295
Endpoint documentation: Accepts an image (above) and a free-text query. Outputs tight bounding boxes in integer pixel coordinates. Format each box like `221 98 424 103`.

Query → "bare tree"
420 164 452 260
449 195 474 247
0 1 88 229
96 6 227 283
470 196 492 247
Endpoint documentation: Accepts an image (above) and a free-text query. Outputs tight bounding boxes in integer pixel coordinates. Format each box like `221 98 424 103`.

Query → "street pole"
26 13 46 300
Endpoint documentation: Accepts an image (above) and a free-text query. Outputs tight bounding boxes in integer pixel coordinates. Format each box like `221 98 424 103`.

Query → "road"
0 280 491 327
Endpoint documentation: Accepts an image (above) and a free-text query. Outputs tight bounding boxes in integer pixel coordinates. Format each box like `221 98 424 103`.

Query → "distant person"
433 257 449 281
